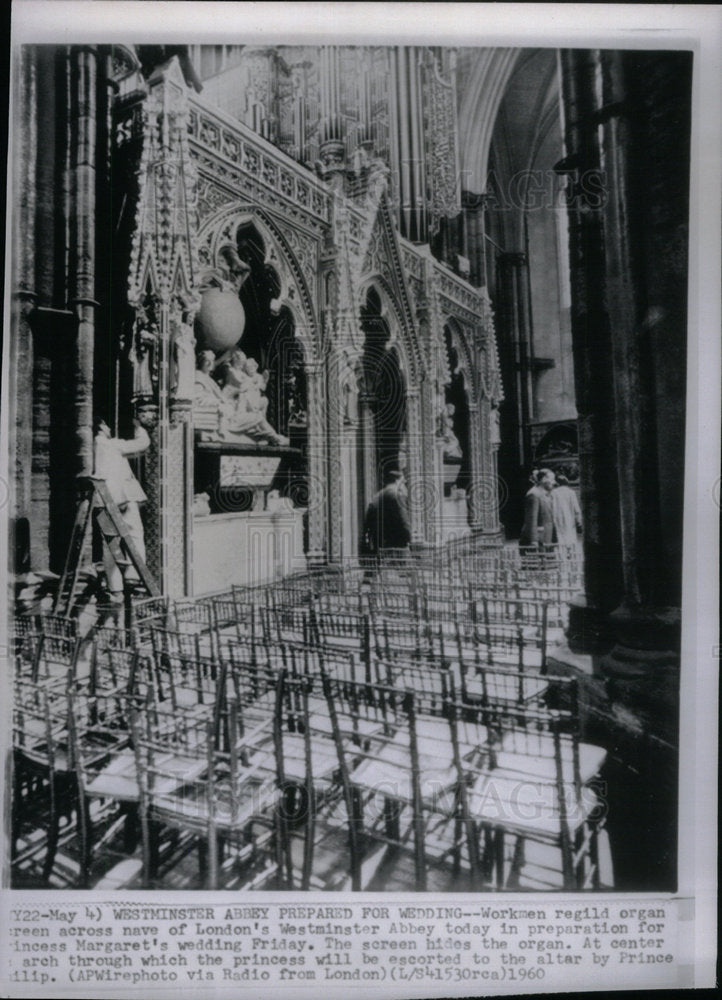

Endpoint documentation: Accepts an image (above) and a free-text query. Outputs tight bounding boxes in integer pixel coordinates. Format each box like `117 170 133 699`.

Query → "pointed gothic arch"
356 197 426 385
443 315 480 405
357 285 408 503
357 274 416 386
196 204 319 361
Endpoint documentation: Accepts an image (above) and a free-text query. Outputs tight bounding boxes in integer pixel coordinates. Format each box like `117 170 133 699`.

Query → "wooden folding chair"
172 599 220 665
131 692 279 890
12 678 74 882
450 699 606 890
322 674 462 892
67 688 144 887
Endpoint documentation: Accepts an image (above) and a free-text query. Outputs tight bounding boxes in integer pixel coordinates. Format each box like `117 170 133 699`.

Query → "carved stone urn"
195 287 246 352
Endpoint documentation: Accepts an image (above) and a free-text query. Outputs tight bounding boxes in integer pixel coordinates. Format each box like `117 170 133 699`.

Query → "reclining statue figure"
193 349 289 446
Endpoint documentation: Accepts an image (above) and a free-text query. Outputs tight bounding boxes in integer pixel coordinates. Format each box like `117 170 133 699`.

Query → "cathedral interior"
6 43 691 893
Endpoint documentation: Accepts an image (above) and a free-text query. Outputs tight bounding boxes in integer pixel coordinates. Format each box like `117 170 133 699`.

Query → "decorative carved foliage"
126 61 199 308
479 287 503 406
110 45 140 83
196 178 236 221
436 269 484 322
187 100 330 230
115 103 147 150
423 54 461 235
273 221 318 301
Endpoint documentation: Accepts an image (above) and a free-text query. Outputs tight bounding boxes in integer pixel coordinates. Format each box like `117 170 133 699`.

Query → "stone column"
479 398 502 535
305 360 327 565
553 50 692 893
558 50 624 641
494 250 536 535
599 51 686 664
359 391 377 518
419 375 440 545
68 46 99 481
461 190 487 288
405 387 426 546
12 47 38 571
340 408 360 561
125 58 198 597
489 403 502 534
324 351 345 566
559 48 689 644
496 251 534 467
140 305 195 599
433 436 446 546
466 402 484 532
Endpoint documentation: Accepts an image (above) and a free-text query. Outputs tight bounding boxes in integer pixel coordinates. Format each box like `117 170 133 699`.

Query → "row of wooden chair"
12 538 595 890
13 620 604 891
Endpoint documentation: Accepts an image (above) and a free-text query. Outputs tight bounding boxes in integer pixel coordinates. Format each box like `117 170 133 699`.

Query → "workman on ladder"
93 418 150 602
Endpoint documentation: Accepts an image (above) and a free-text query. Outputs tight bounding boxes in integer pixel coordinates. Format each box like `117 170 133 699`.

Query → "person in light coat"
94 418 150 598
551 473 583 548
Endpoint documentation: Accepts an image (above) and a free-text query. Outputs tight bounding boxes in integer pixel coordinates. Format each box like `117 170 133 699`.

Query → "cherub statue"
242 357 270 417
219 349 250 406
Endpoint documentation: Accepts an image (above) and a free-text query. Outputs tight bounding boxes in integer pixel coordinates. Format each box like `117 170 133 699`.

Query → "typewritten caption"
4 900 683 994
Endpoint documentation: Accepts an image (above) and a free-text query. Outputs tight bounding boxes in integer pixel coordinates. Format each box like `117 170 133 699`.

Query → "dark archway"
532 422 579 486
361 288 407 495
234 222 281 366
443 326 471 494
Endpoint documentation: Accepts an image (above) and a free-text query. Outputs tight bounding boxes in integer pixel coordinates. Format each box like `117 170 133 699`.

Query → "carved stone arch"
443 315 479 405
358 274 417 386
128 247 162 308
170 252 198 308
196 203 317 361
357 197 425 383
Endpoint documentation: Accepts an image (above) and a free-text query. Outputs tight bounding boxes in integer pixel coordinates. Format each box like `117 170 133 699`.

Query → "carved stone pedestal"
192 503 307 594
195 441 301 514
441 489 470 543
192 441 307 592
442 456 462 492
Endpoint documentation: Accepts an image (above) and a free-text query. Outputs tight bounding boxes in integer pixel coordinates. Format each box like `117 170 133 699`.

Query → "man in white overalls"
93 419 150 600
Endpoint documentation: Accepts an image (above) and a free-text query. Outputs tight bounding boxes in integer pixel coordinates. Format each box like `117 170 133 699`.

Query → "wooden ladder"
53 476 160 616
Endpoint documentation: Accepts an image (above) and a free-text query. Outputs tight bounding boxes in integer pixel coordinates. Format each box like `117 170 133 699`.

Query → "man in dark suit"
519 468 556 550
362 469 411 555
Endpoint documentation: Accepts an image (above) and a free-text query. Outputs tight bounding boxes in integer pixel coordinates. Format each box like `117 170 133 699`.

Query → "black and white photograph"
1 1 719 995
